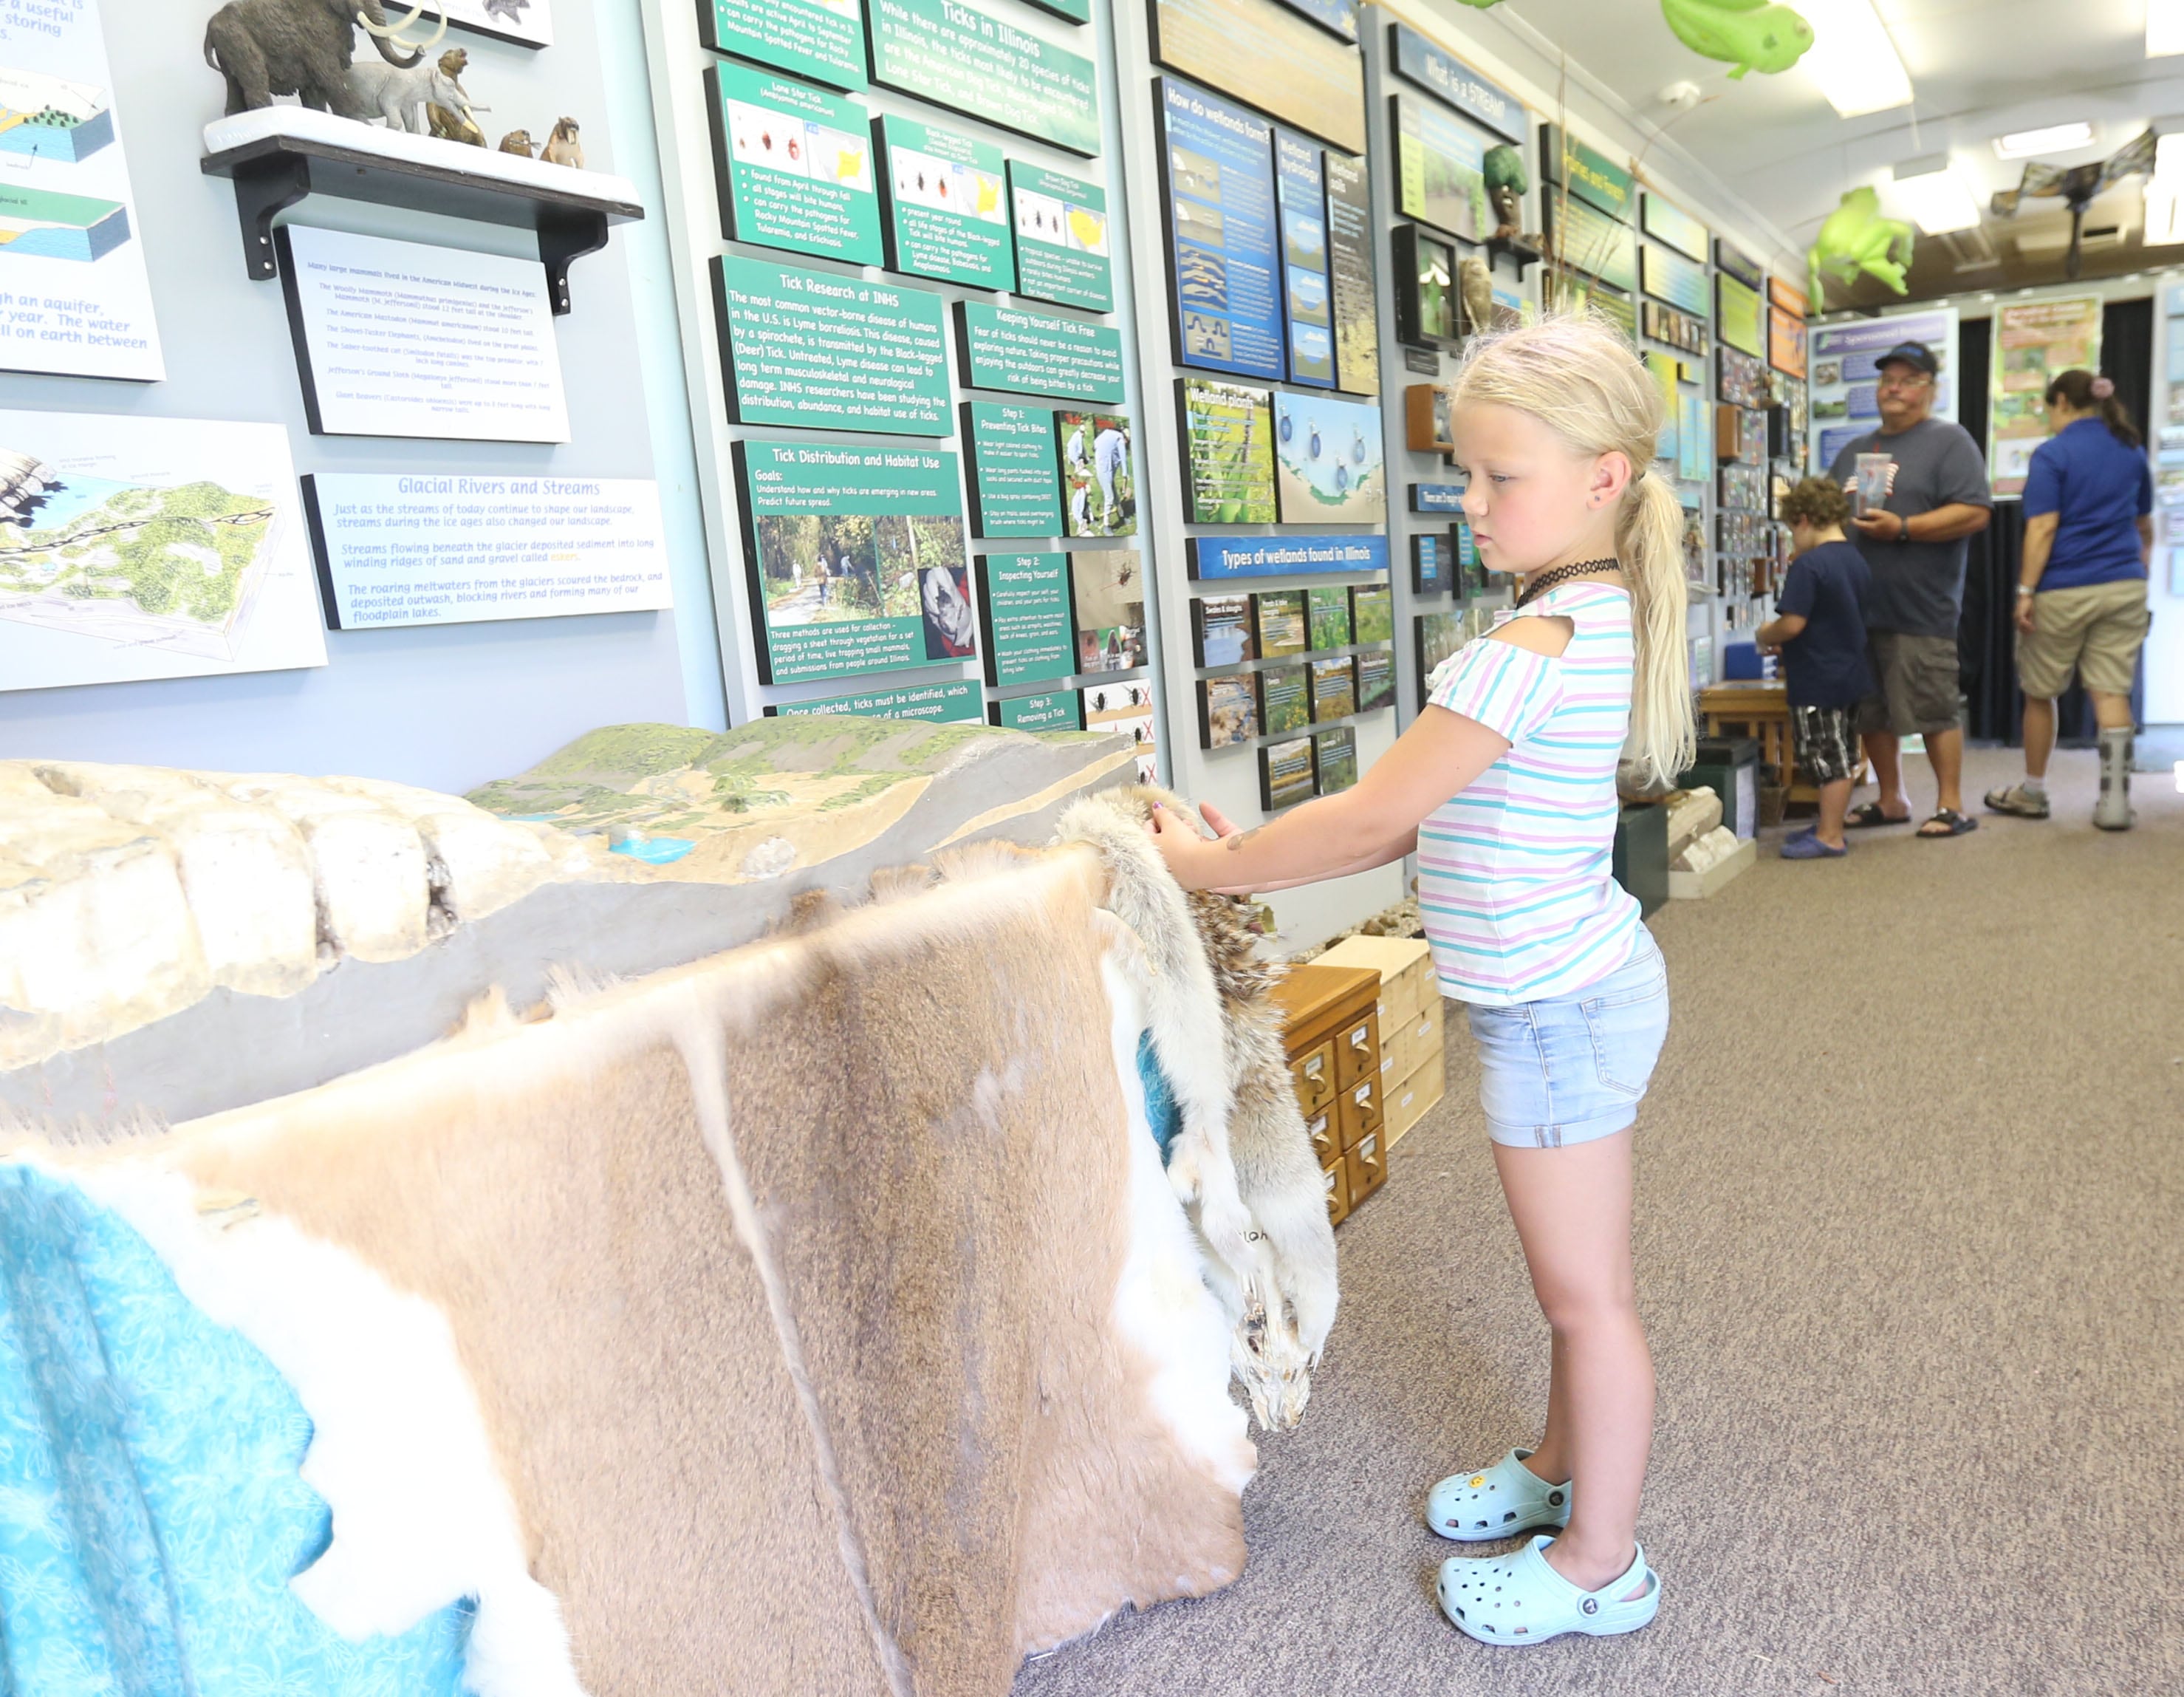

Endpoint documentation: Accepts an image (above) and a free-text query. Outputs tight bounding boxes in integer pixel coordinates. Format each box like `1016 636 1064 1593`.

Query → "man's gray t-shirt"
1825 417 1993 638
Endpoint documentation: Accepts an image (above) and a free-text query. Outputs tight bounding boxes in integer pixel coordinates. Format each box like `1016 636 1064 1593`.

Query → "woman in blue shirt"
1984 369 2152 830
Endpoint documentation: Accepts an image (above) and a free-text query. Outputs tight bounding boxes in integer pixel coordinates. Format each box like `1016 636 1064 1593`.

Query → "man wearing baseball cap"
1824 339 1993 837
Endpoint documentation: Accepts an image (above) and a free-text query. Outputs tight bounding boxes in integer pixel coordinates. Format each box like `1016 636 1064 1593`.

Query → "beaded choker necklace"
1515 558 1622 609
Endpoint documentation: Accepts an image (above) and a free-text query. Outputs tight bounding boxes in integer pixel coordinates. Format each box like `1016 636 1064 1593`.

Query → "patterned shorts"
1791 704 1860 785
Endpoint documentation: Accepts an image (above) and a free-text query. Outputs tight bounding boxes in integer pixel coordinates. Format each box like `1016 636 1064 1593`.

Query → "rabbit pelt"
1052 785 1338 1430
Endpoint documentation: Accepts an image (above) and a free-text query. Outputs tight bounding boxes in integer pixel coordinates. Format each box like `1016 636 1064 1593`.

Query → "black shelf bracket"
1486 236 1543 278
203 130 643 315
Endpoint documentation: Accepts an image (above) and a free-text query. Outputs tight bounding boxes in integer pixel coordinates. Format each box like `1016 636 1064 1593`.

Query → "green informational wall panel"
701 0 866 91
1024 0 1092 20
869 0 1101 157
876 115 1013 290
976 550 1075 686
735 439 974 684
992 689 1084 731
1007 160 1113 312
772 679 985 720
957 301 1125 401
1541 123 1634 221
708 63 882 263
715 257 950 434
963 401 1064 536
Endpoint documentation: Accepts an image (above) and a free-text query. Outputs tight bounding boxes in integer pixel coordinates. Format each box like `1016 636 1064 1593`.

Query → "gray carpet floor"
1014 746 2182 1696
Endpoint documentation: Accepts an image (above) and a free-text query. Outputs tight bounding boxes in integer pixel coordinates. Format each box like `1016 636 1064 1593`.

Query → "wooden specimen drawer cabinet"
1272 962 1389 1226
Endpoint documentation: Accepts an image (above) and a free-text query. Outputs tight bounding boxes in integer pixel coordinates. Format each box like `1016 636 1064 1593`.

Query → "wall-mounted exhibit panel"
1273 391 1386 524
1159 78 1284 380
1641 191 1708 263
1189 533 1389 578
1191 593 1255 664
1276 131 1335 386
1355 648 1394 711
1392 93 1485 242
957 301 1125 401
869 0 1100 155
0 412 324 692
1385 21 1524 144
714 256 951 434
734 439 975 684
1081 677 1156 777
875 114 1013 290
1641 243 1708 318
1539 123 1633 222
771 677 986 720
701 0 866 89
1322 148 1377 394
964 401 1064 536
991 688 1084 730
1199 672 1258 748
1007 160 1113 311
1714 237 1764 291
706 62 883 264
1180 378 1277 522
417 0 555 50
0 0 163 380
1260 731 1314 807
1540 195 1634 295
304 474 671 631
278 226 570 444
977 550 1074 685
1072 548 1146 672
1150 0 1365 152
1716 274 1764 360
1057 410 1136 536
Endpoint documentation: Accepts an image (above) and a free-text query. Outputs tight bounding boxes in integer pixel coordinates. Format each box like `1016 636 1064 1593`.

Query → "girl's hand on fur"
1147 802 1222 891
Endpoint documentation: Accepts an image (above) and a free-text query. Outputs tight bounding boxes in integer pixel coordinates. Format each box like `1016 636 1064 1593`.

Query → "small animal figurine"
541 117 583 170
425 48 487 146
497 130 534 157
1806 185 1914 308
1458 254 1495 336
1660 0 1814 80
1482 143 1528 239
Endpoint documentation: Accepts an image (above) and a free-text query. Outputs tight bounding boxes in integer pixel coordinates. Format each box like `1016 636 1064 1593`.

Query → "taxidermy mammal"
1153 315 1693 1640
204 0 440 117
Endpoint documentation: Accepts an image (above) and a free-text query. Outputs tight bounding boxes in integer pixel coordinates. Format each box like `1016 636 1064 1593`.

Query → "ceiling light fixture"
2150 0 2184 58
1993 123 2094 160
1892 155 1982 234
1799 0 1914 117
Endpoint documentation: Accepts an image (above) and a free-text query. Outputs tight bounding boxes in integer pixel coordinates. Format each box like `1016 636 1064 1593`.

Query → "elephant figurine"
205 0 442 118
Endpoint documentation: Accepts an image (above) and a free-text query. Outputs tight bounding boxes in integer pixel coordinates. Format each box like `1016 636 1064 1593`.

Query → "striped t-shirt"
1417 581 1638 1008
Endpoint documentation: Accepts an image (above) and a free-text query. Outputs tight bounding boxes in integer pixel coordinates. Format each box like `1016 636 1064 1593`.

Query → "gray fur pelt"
1053 785 1338 1430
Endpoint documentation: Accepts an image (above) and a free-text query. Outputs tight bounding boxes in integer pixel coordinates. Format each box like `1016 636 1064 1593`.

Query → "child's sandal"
1437 1535 1660 1644
1424 1447 1572 1542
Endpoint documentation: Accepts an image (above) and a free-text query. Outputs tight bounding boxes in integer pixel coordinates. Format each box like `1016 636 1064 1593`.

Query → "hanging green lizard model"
1660 0 1814 79
1807 185 1915 308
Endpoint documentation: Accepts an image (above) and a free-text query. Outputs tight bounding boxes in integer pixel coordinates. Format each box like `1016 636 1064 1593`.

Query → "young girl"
1150 315 1693 1646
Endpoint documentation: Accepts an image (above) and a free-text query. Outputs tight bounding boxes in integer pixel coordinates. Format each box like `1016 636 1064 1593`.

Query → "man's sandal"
1916 808 1977 837
1846 802 1909 828
1983 784 2050 819
1425 1448 1572 1542
1437 1536 1660 1645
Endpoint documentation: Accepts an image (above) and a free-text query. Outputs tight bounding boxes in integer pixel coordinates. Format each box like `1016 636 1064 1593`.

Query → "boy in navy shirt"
1759 478 1873 858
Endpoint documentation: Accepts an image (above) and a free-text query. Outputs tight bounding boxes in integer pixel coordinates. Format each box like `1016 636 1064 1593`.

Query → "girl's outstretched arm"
1149 703 1513 892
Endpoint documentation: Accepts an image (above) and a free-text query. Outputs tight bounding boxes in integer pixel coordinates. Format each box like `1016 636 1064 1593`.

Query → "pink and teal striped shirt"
1417 581 1638 1007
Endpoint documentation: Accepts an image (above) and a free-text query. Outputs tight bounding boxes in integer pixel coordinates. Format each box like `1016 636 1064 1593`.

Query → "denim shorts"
1465 929 1670 1149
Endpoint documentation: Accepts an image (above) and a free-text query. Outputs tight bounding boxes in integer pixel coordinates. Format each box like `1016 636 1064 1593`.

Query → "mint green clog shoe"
1425 1447 1572 1542
1437 1535 1660 1644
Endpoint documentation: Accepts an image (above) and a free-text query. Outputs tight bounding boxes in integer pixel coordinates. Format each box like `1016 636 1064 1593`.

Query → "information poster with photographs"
1258 662 1309 732
734 440 974 684
869 0 1099 155
1356 648 1394 712
1 412 325 691
708 63 881 264
1309 654 1355 720
976 550 1073 685
1072 548 1145 671
1351 580 1391 645
1261 733 1315 808
1151 0 1365 152
1160 78 1284 380
1083 677 1157 779
1056 411 1134 536
1275 131 1335 386
0 0 164 381
1007 161 1112 312
1322 149 1378 395
1307 583 1351 649
1394 94 1486 242
702 0 863 89
1199 672 1259 748
1808 307 1958 472
1182 378 1276 522
875 115 1012 290
963 402 1062 536
1191 592 1255 664
1273 392 1386 523
1990 293 2103 494
1256 588 1307 657
1415 608 1465 680
717 258 949 434
1314 725 1358 792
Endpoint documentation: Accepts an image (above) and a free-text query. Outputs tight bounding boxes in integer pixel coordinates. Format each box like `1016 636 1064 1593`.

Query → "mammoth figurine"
205 0 443 117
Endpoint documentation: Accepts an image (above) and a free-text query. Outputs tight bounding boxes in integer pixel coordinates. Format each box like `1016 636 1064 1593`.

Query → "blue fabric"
1134 1031 1181 1165
2019 417 2152 591
1776 541 1874 708
0 1165 476 1697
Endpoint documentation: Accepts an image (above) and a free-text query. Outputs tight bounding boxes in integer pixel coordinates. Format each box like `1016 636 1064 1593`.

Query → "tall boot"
2095 726 2135 830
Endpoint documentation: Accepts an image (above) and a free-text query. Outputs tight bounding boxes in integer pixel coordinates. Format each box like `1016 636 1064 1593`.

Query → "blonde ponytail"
1451 313 1697 788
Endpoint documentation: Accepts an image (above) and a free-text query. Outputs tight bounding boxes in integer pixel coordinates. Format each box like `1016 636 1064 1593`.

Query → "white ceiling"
1428 0 2184 303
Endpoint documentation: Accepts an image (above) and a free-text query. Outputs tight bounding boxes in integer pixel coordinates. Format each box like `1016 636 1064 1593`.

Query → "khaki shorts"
1857 630 1961 738
2016 578 2152 699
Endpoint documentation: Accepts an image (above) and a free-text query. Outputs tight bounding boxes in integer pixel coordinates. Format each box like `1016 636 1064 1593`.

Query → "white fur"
44 1160 588 1697
1098 955 1256 1496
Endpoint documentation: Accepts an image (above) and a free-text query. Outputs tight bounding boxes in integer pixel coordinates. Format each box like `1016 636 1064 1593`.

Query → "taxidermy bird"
1661 0 1814 79
541 117 583 169
1807 185 1914 308
497 130 534 157
1990 127 2157 280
